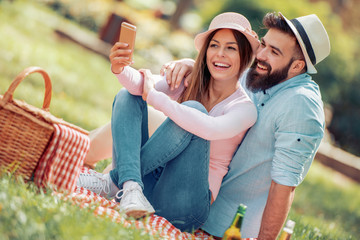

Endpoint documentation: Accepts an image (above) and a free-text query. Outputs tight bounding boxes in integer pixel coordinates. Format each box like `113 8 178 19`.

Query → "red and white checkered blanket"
57 184 214 240
56 168 256 240
33 123 255 239
34 123 90 191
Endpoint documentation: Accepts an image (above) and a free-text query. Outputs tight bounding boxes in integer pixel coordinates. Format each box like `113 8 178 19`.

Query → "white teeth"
257 63 267 70
214 62 230 68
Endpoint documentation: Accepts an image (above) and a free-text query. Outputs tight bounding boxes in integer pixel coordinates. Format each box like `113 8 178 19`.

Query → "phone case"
119 22 136 61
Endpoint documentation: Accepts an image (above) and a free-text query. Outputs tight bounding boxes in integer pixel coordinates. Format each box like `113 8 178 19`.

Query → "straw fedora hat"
194 12 259 53
280 13 330 74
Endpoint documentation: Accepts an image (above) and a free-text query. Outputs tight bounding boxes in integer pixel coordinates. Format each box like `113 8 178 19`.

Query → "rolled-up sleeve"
271 93 325 186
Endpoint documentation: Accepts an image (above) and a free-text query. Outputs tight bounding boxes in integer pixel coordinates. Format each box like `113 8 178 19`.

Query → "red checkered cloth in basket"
54 167 256 240
34 123 90 192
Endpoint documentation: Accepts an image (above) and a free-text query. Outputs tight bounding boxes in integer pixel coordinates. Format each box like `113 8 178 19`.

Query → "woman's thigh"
143 134 211 232
142 101 211 231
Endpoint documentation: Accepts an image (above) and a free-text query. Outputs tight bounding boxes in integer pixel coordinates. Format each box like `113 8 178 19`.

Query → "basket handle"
2 67 52 111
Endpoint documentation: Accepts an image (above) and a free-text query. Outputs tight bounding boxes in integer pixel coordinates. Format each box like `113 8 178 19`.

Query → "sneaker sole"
126 209 154 219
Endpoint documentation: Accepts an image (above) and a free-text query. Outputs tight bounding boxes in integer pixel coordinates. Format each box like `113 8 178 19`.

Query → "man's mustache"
252 59 272 73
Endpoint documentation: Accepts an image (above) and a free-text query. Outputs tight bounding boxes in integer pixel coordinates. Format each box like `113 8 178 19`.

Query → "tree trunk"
169 0 193 30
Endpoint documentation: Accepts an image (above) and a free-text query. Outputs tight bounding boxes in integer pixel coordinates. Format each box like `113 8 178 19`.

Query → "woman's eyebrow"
211 39 237 45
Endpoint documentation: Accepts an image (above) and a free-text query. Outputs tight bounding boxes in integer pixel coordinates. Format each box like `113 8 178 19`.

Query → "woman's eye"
228 46 237 51
210 44 218 48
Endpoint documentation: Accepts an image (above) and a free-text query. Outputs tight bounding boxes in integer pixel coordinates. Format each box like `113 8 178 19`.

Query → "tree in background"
170 0 193 29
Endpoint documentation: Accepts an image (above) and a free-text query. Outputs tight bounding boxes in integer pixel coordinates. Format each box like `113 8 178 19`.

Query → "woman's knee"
113 88 145 108
181 100 208 114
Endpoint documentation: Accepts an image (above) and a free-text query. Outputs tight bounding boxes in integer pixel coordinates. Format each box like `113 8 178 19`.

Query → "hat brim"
280 13 317 74
194 26 259 54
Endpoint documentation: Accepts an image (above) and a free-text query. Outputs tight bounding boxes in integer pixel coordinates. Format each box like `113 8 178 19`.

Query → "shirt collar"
262 73 311 97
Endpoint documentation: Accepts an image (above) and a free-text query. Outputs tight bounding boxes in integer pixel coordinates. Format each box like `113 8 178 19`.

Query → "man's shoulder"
277 76 322 106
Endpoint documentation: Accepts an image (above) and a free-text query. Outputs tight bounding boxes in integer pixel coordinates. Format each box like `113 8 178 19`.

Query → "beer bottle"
222 204 247 240
279 219 295 240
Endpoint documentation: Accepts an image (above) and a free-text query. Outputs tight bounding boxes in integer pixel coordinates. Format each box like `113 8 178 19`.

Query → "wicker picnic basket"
0 66 88 180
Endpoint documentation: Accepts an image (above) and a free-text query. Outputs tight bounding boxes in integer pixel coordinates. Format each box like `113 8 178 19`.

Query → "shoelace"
79 170 110 195
115 186 139 203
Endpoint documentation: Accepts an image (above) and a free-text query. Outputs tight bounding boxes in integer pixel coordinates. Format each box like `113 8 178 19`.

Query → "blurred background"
1 0 359 157
0 0 359 239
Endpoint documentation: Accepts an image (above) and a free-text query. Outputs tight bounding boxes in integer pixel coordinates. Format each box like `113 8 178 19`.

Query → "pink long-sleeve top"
115 66 257 200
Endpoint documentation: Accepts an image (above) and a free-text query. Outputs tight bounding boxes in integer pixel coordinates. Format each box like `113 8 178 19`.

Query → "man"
85 12 330 239
161 12 330 239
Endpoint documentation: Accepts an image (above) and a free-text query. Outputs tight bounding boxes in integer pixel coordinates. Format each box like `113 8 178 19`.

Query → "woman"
77 12 259 231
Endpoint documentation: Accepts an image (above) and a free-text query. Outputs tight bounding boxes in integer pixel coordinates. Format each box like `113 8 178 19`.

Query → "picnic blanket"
34 124 255 239
34 123 90 192
54 167 256 240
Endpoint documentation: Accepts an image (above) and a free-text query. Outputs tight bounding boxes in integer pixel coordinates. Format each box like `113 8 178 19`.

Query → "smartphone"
119 22 136 62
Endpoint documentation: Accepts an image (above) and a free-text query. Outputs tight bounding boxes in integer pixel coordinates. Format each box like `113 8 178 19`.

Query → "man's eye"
272 50 279 55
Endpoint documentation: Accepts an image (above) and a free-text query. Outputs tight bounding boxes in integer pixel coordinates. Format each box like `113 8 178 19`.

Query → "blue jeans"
109 89 211 232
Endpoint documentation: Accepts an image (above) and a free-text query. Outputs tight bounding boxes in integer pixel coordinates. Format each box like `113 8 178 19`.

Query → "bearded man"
84 12 330 239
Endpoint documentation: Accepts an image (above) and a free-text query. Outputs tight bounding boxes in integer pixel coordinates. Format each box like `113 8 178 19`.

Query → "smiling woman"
77 12 259 233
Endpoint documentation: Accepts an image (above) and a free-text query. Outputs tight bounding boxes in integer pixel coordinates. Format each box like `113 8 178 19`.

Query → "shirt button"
261 103 265 106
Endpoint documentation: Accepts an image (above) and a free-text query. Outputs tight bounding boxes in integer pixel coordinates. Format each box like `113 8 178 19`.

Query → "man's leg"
84 122 113 168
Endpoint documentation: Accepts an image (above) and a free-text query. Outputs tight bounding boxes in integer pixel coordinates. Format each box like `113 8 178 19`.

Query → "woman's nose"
216 47 226 57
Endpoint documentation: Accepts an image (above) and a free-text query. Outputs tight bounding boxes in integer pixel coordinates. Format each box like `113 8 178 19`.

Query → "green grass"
0 0 118 131
288 162 360 239
0 1 359 239
0 174 157 240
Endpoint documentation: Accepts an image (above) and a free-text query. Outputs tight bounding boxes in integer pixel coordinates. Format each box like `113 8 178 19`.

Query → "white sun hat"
194 12 259 53
280 13 331 74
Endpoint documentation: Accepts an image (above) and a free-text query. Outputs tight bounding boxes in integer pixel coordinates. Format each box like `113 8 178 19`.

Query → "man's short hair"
263 12 306 70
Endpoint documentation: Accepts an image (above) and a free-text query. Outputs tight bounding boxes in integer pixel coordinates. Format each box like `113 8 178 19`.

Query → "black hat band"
290 18 316 65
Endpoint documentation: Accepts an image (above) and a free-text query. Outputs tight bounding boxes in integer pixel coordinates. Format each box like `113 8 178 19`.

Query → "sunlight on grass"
0 174 155 240
289 161 360 239
0 0 118 131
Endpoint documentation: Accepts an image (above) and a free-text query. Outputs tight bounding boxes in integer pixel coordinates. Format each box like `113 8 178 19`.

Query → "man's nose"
256 47 267 61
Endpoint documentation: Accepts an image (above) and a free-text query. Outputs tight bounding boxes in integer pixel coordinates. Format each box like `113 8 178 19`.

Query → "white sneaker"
116 185 155 218
76 169 119 199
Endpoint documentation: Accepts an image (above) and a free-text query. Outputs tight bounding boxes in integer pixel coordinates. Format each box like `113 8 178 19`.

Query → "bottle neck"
232 213 244 229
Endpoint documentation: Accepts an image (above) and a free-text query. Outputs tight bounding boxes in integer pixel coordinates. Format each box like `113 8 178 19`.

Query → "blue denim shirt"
201 72 325 238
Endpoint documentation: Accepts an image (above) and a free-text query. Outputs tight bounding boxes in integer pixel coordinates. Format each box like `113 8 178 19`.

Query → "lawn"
0 1 359 239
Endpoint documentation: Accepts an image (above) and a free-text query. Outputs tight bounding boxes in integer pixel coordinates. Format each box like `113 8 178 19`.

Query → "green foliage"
0 0 118 131
193 0 360 156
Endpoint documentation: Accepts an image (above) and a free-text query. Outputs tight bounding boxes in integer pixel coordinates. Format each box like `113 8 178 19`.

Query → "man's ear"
289 59 306 74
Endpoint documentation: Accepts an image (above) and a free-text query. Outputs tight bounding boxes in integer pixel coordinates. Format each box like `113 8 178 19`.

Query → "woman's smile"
206 29 241 83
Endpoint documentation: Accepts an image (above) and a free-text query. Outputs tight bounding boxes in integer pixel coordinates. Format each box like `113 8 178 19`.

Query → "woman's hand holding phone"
110 22 136 74
109 42 133 74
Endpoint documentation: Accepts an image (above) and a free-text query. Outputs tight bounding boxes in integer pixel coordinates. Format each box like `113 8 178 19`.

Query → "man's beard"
246 58 293 92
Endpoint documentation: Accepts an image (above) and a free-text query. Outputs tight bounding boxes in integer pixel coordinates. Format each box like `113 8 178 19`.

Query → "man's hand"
140 69 155 101
258 181 296 240
109 42 134 74
160 58 195 90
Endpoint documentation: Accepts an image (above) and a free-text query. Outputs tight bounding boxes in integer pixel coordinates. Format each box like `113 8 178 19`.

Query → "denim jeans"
109 89 211 232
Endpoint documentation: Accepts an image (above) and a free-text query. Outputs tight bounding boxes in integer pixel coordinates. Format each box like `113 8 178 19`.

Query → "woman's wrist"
111 65 124 75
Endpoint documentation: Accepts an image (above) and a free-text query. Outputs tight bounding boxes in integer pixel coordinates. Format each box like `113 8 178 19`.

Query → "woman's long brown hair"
178 29 253 104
